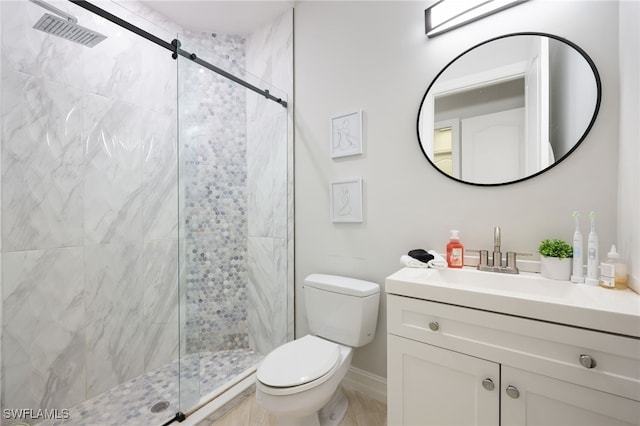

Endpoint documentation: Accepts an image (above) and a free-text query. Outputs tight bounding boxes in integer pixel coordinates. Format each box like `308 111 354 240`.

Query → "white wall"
618 0 639 292
294 1 621 378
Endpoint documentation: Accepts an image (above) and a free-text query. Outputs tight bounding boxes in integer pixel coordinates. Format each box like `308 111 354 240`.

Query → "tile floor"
208 386 387 426
36 349 263 426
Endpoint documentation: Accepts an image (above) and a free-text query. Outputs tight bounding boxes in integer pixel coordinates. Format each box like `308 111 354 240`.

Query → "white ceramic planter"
540 256 572 281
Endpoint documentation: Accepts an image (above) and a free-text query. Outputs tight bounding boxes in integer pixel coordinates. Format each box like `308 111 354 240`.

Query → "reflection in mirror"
417 33 601 186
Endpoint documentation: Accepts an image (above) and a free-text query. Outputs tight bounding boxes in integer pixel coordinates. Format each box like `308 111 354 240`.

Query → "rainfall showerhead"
33 13 107 47
29 0 107 47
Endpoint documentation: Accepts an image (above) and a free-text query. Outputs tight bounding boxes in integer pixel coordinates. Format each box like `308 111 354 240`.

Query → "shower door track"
69 0 288 108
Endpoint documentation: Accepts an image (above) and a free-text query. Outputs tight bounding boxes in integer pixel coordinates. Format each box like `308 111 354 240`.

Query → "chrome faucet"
493 226 502 267
477 226 521 274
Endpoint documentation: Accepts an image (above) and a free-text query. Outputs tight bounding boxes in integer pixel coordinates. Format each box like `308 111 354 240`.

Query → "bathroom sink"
423 267 577 298
386 267 640 338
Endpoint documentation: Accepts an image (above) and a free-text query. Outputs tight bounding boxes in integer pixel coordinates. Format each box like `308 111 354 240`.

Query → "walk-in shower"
0 0 292 424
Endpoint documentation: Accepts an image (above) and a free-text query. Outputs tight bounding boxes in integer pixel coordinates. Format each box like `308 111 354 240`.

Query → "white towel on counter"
426 250 448 269
400 255 429 268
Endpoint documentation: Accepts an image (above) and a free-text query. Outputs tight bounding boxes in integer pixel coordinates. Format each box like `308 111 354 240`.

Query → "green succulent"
538 239 573 259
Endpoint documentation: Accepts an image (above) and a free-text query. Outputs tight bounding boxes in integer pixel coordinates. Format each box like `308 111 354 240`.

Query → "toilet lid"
257 335 340 388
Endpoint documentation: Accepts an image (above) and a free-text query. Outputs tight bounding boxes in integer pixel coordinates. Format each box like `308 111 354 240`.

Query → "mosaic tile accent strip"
179 32 251 355
35 349 263 426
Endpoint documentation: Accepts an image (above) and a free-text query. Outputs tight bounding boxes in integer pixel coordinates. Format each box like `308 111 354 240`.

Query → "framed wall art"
330 110 363 158
330 178 363 223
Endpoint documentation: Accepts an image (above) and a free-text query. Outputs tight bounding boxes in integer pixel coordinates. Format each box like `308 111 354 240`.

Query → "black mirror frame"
416 32 602 187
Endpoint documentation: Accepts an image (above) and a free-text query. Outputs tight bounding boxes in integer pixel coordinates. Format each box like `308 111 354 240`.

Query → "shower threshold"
37 349 263 426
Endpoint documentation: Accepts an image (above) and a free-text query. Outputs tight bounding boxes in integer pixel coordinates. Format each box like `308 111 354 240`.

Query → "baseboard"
341 366 387 404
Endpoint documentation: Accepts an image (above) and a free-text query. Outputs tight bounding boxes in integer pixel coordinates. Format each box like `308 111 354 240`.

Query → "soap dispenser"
446 230 464 268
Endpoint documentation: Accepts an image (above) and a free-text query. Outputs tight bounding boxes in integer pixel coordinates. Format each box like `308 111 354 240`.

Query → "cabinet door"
388 334 499 426
502 366 640 426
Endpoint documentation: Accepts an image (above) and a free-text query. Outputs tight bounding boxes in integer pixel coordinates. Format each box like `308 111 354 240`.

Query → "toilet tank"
303 274 380 347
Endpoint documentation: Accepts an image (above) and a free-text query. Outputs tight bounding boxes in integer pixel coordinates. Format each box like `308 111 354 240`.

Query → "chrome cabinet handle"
506 385 520 399
428 321 439 332
579 354 597 369
482 378 495 391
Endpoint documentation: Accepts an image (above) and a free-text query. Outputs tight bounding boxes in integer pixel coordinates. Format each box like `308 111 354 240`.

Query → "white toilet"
256 274 380 426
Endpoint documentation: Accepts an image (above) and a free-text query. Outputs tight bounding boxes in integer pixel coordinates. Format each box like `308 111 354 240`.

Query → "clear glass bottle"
599 245 628 290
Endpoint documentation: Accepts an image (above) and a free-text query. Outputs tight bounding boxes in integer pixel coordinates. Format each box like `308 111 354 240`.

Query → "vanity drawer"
387 294 640 401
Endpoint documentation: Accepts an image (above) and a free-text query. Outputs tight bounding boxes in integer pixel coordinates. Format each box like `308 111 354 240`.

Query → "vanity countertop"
386 267 640 338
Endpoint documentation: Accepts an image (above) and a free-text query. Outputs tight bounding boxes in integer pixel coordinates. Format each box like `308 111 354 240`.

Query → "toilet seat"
257 335 340 395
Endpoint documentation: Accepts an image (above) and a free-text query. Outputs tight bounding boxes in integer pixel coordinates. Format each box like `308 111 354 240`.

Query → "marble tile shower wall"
0 0 179 412
245 11 292 356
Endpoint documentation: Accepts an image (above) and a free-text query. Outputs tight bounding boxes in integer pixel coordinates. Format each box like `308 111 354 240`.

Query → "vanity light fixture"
425 0 529 38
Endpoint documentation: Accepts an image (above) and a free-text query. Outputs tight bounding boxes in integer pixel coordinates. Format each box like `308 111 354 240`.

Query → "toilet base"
274 387 349 426
318 387 348 426
276 413 320 426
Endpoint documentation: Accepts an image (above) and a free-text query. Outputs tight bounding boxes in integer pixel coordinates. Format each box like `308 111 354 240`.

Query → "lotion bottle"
446 230 464 268
585 211 599 286
599 245 628 290
571 211 584 283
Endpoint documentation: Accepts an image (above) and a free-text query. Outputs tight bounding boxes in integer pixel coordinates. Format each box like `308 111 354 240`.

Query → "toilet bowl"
255 274 380 426
256 335 353 425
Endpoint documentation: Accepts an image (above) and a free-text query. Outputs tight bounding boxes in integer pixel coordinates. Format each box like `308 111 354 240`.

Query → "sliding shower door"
0 1 181 424
176 34 291 415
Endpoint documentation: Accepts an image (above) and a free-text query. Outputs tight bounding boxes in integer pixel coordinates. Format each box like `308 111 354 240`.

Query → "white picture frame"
330 110 363 158
330 178 363 223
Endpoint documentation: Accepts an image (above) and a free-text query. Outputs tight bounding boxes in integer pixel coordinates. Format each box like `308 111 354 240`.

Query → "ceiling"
139 0 294 35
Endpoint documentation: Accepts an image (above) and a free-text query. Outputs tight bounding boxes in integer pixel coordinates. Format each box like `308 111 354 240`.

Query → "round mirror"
417 32 601 186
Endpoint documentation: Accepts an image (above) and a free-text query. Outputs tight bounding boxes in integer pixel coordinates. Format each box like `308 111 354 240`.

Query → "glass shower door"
0 1 181 424
176 33 290 415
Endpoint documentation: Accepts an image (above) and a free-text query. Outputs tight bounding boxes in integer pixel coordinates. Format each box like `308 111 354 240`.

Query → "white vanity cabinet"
388 333 499 425
501 365 639 425
387 293 640 426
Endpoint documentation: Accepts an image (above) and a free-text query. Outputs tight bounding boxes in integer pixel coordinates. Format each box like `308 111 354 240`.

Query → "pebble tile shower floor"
37 349 263 426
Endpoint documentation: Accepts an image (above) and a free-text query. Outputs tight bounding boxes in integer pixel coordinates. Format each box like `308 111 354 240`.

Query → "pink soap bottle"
447 230 464 268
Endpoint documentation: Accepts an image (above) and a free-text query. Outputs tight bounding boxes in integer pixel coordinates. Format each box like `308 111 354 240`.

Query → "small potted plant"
538 238 573 280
